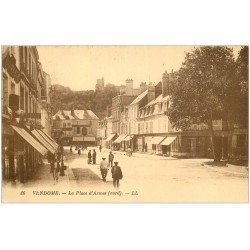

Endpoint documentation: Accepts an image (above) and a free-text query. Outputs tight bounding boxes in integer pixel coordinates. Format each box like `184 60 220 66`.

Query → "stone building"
2 46 57 183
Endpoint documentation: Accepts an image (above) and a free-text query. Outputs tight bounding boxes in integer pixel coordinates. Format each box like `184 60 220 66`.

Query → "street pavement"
5 146 247 203
62 146 248 202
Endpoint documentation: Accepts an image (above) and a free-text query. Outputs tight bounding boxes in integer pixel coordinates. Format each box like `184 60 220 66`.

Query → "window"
20 85 24 110
150 122 153 133
25 47 28 67
77 127 80 134
237 135 246 148
25 91 28 113
11 82 15 94
2 75 8 107
63 123 66 128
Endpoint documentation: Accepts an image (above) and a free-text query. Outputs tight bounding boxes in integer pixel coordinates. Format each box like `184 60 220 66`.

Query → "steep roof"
130 90 148 105
53 110 99 120
74 110 99 120
145 94 163 107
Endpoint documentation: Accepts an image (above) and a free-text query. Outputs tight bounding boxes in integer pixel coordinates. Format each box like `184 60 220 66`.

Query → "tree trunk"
207 119 220 162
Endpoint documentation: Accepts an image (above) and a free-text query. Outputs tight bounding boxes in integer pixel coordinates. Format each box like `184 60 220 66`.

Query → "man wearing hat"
111 161 123 189
99 157 109 181
108 151 114 168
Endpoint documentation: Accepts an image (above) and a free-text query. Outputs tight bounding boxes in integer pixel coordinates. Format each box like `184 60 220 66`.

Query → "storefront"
105 134 116 149
113 134 127 150
2 124 48 183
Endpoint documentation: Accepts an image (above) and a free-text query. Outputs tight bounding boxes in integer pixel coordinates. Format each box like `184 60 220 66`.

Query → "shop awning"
151 136 166 145
113 134 127 143
84 136 96 142
73 136 84 142
31 130 56 154
37 129 59 149
105 134 116 142
11 125 47 156
123 135 134 141
160 136 177 146
36 129 59 151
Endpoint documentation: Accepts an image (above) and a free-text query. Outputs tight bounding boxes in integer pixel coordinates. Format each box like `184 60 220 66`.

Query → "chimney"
71 107 75 116
162 70 170 97
125 79 133 95
147 84 155 103
155 82 162 98
140 82 147 93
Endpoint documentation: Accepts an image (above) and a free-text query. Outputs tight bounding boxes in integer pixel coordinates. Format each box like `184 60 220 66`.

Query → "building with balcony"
2 46 57 184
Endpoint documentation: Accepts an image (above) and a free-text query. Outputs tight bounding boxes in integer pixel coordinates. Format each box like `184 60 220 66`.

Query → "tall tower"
125 79 133 95
95 77 105 91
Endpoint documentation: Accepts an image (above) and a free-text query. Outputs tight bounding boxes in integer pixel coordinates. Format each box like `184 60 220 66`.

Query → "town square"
2 45 248 203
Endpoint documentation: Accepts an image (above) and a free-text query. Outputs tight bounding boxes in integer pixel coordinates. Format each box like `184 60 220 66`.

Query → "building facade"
2 46 56 184
52 109 99 146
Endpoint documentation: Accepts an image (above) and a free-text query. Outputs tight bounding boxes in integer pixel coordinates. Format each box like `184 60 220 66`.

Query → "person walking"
111 162 123 189
99 157 109 182
70 145 72 153
108 151 114 168
78 148 81 155
92 149 96 164
99 145 102 152
87 150 92 164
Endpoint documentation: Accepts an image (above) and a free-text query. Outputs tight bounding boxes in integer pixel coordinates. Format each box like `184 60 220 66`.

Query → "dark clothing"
93 152 96 164
109 153 114 167
111 165 122 189
109 160 113 168
111 165 123 180
99 146 102 152
100 169 108 181
113 179 120 188
78 149 81 155
88 152 92 164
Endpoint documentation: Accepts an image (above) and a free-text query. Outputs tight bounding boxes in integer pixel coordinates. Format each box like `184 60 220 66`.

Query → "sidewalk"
23 161 70 188
201 161 248 177
101 148 176 160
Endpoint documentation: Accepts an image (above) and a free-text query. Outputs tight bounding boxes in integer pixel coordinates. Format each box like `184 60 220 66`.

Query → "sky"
37 46 241 91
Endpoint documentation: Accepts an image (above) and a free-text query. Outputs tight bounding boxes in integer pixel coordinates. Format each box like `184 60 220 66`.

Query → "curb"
201 163 248 177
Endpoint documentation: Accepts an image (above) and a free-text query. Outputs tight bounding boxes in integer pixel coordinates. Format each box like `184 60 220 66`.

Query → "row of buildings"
51 77 146 147
2 46 57 183
97 72 247 160
51 109 99 146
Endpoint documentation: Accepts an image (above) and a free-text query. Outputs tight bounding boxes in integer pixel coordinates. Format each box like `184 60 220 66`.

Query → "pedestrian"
92 149 97 164
100 157 109 181
53 158 60 184
111 162 123 189
127 147 132 157
70 145 72 153
78 148 81 155
108 151 114 168
87 150 92 164
99 145 102 152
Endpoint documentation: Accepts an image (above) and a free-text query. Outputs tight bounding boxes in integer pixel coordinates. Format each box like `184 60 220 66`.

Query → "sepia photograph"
1 45 248 203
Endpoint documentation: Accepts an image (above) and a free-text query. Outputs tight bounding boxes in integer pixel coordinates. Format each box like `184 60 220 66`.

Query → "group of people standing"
69 145 123 189
87 149 97 164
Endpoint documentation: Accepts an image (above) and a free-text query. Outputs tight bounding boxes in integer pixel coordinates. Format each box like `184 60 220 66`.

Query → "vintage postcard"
1 45 248 203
